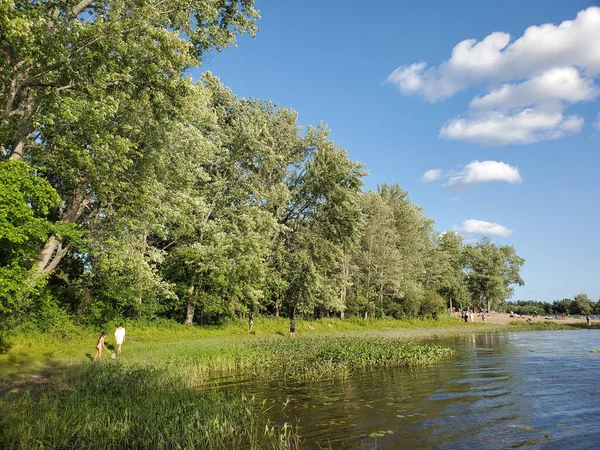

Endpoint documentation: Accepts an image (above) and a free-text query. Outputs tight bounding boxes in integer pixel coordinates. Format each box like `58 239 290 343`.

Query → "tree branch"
72 0 94 17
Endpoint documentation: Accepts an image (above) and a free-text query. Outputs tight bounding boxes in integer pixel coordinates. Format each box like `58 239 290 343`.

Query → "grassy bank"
2 316 594 385
0 363 301 450
0 321 456 449
1 317 594 449
0 316 466 382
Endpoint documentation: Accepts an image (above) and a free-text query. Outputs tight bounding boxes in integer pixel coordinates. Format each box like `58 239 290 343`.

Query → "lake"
215 330 600 449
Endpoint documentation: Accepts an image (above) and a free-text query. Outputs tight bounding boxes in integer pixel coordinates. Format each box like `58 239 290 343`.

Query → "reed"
0 363 301 450
0 334 453 448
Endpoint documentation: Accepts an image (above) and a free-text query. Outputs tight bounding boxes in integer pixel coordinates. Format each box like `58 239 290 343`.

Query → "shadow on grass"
0 359 69 397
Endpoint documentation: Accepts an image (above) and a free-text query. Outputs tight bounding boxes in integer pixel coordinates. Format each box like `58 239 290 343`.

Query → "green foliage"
1 1 529 328
0 161 79 322
509 294 598 316
463 237 525 312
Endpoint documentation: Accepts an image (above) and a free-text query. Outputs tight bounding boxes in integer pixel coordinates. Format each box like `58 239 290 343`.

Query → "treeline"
508 294 600 316
1 0 524 328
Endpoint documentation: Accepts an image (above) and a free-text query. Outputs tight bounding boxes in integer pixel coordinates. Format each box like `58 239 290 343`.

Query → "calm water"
215 331 600 449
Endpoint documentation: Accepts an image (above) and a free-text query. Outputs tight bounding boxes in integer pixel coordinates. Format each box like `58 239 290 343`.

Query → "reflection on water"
213 331 600 449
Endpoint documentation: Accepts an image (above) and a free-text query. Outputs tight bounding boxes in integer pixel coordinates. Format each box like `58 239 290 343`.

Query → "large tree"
463 237 525 312
1 0 259 289
350 184 436 319
433 231 469 312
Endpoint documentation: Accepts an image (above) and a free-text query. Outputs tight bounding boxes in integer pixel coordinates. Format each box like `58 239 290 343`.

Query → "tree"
573 293 593 315
463 237 525 312
271 125 365 317
434 232 469 312
0 160 78 323
353 191 402 318
349 185 436 319
1 0 259 293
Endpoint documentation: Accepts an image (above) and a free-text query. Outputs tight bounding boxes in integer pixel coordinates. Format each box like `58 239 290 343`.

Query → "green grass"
0 321 457 449
1 316 592 448
506 321 598 331
5 315 591 384
0 316 466 382
0 363 301 449
117 335 455 383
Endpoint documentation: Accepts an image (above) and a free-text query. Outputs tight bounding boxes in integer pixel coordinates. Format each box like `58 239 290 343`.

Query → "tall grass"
0 364 301 450
0 334 454 448
0 316 467 382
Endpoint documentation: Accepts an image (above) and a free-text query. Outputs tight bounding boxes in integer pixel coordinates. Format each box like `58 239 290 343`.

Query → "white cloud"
470 67 599 110
445 160 522 188
421 168 443 182
440 106 584 145
386 7 600 101
453 219 513 237
386 7 600 145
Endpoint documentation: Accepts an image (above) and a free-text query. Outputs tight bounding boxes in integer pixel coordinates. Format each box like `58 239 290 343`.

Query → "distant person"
464 311 468 323
586 316 591 327
115 323 126 354
290 316 296 337
248 313 254 333
94 332 109 361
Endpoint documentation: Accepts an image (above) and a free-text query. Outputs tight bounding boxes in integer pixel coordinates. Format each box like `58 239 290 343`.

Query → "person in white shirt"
115 323 126 354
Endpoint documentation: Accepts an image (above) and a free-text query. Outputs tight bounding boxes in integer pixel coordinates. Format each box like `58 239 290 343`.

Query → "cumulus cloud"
453 219 513 237
386 7 600 145
470 67 599 110
386 7 600 101
421 168 443 183
445 161 522 188
440 107 584 145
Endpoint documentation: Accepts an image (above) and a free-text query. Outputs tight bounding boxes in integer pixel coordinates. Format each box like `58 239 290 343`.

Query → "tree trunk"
486 298 492 313
339 252 350 315
8 93 35 161
365 267 371 321
185 285 196 325
274 294 280 318
378 283 384 318
34 185 92 275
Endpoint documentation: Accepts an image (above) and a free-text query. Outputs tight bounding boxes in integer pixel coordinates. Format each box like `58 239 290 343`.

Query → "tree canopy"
1 1 528 328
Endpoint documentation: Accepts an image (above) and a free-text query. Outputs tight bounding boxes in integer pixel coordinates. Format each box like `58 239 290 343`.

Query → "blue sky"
192 0 600 303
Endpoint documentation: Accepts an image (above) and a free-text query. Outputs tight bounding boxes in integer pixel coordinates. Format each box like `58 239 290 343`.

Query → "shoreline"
461 312 595 326
1 316 595 392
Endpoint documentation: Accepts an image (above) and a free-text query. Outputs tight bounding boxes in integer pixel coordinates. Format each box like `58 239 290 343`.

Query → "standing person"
115 323 126 354
94 332 108 362
586 316 591 327
289 316 296 338
248 313 254 333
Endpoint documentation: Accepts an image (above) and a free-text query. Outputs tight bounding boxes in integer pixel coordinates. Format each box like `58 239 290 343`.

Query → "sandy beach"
466 312 591 325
